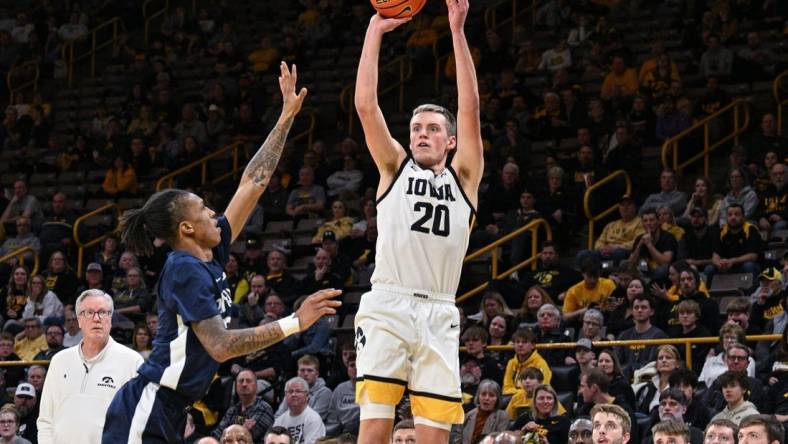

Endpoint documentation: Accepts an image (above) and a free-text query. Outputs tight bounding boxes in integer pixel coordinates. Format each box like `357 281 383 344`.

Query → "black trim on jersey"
408 389 462 403
375 154 411 205
447 165 477 217
357 375 408 386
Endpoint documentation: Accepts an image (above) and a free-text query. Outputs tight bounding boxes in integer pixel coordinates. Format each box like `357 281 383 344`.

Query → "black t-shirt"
520 262 582 300
713 223 762 259
751 290 786 331
680 225 718 262
632 230 678 264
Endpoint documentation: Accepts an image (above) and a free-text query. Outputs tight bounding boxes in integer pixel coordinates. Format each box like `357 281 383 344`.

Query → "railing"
73 203 122 278
6 60 40 104
476 334 780 372
583 170 632 250
143 0 169 46
0 246 40 276
457 218 552 305
339 55 413 137
774 69 788 136
155 108 316 191
61 17 125 87
484 0 538 39
156 141 246 191
661 98 750 177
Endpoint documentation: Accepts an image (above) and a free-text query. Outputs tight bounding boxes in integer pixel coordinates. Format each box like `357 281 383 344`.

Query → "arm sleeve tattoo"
244 115 296 188
192 315 288 361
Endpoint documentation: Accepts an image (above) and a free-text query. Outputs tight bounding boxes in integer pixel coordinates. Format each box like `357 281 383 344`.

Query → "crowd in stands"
0 0 785 443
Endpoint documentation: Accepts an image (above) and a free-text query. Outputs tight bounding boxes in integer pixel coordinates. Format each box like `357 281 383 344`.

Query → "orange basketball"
370 0 426 18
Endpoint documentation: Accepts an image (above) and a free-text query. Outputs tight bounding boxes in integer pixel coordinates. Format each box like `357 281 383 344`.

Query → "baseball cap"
760 267 783 282
620 194 634 203
15 383 35 398
690 207 707 217
86 262 102 273
322 231 337 242
575 338 593 350
246 238 260 249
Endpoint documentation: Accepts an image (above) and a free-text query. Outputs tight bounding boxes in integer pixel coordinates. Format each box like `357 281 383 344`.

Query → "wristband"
277 314 300 337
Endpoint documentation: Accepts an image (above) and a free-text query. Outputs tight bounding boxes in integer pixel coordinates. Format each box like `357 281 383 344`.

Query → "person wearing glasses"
37 289 144 444
272 376 325 444
0 404 31 444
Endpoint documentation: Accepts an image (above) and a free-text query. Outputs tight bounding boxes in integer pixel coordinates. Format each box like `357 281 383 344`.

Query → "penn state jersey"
371 156 475 295
137 216 233 402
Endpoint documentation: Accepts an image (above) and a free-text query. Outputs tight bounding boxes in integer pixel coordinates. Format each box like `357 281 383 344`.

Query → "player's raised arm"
224 61 307 241
355 15 410 179
447 0 483 208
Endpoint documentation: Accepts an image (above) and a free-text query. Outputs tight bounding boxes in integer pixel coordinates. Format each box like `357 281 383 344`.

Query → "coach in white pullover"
37 289 144 444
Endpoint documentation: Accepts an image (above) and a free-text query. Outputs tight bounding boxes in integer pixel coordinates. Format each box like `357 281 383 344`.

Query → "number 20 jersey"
371 156 476 296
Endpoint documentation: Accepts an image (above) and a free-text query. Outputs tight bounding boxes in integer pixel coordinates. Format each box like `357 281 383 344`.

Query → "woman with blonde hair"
681 176 722 226
515 384 570 444
516 286 553 329
633 344 683 414
469 291 514 328
2 267 29 333
22 275 63 323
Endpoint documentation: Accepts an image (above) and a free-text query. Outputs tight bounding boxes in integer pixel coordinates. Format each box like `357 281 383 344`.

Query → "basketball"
370 0 426 18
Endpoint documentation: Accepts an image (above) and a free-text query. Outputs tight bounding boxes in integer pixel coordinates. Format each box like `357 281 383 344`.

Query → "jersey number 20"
410 202 450 237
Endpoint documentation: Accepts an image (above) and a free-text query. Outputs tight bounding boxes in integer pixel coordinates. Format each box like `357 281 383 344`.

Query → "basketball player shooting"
353 0 483 442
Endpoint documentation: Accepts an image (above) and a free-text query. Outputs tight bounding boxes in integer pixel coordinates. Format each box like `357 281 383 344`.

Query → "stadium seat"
709 273 752 297
550 365 579 393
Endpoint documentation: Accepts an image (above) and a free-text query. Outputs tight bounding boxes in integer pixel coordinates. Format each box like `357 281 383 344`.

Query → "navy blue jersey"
137 216 233 402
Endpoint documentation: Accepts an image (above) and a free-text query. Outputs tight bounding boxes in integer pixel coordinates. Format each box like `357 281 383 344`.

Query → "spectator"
37 289 143 443
563 257 616 324
38 193 77 262
664 267 719 334
628 208 678 280
570 337 597 374
326 356 359 436
102 156 138 197
502 329 552 396
480 163 524 225
640 170 689 217
578 309 605 342
703 418 738 444
699 325 755 388
284 297 331 361
238 274 265 328
0 404 31 444
261 171 289 223
276 355 332 423
758 163 788 236
568 418 593 444
14 317 46 361
534 304 572 366
272 376 325 444
505 367 547 420
617 294 667 372
57 12 87 42
2 266 29 332
131 324 152 360
212 369 274 442
633 344 682 414
516 286 552 330
725 297 757 335
286 167 326 220
326 156 363 200
679 206 717 270
668 368 711 431
224 253 249 304
705 203 762 285
751 268 785 332
658 206 685 241
469 292 513 328
667 300 711 375
699 35 733 79
578 369 635 418
42 251 78 307
737 32 776 82
460 326 503 383
62 308 81 347
312 202 354 244
78 263 106 295
32 324 64 361
0 183 38 229
576 195 644 265
451 379 507 444
537 166 575 242
174 104 208 147
747 114 788 168
13 384 36 442
0 217 40 264
736 414 784 444
643 390 705 444
514 384 570 443
649 420 693 444
601 55 638 101
703 344 767 414
519 241 581 302
219 425 251 444
710 371 759 425
263 426 292 444
538 40 572 72
263 249 299 304
22 275 62 323
597 349 637 411
719 168 759 226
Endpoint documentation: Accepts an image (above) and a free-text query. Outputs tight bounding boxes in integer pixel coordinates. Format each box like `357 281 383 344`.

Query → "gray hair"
584 308 604 325
474 379 501 408
547 166 564 179
412 104 457 137
537 303 561 319
28 365 46 375
285 376 309 393
75 289 114 315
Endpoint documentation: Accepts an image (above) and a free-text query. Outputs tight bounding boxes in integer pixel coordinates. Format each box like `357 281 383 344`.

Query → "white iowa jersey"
371 156 475 295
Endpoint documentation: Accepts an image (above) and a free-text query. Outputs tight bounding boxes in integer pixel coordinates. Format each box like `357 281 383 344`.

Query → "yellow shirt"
595 217 645 250
502 351 552 395
15 334 48 361
506 391 567 419
562 278 616 314
601 68 639 99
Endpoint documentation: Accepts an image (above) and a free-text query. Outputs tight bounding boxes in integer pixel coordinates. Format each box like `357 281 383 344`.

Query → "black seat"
550 365 579 393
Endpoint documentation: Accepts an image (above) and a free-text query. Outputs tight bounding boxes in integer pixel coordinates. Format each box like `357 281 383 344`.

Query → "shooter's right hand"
369 13 411 34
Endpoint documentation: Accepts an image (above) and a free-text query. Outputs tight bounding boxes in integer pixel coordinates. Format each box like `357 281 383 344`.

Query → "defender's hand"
279 62 307 119
447 0 469 32
295 288 342 332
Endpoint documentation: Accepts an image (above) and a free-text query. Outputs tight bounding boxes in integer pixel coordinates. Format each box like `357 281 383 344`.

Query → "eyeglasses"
0 420 14 425
79 309 112 319
284 390 307 395
726 355 748 362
